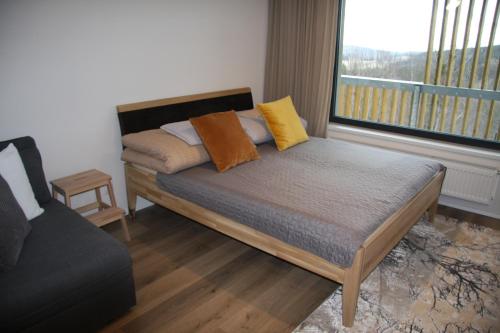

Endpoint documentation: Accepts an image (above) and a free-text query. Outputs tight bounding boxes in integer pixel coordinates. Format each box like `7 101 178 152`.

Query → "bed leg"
125 166 137 222
428 199 438 223
129 208 136 220
127 188 137 221
342 247 365 327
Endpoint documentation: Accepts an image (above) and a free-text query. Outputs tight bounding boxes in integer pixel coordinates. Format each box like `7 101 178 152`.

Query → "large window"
331 0 500 150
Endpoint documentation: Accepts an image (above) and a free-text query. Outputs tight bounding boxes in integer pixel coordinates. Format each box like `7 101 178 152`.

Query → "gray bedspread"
156 138 443 267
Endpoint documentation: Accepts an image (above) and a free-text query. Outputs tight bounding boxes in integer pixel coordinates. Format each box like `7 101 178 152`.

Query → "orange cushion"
190 111 260 172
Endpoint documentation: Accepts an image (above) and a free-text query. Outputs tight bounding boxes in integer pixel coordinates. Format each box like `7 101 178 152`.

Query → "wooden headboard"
116 87 253 136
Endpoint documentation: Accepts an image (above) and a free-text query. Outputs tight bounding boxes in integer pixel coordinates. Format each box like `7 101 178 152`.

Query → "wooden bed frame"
117 87 446 327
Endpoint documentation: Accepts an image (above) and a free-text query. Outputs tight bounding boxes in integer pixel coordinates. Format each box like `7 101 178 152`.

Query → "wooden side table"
51 169 131 241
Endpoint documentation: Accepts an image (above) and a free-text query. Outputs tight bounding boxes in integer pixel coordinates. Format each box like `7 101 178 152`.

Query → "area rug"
294 215 500 333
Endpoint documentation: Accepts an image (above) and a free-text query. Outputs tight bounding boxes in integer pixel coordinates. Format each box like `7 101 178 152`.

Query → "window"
331 0 500 150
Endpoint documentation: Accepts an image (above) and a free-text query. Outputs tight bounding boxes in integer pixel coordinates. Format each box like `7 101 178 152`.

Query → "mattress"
156 138 443 267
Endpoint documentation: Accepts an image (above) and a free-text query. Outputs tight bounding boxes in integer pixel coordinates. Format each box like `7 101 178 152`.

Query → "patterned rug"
294 215 500 333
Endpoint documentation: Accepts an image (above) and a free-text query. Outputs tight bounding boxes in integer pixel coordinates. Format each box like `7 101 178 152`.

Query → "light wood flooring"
100 204 497 332
437 204 500 230
101 205 338 333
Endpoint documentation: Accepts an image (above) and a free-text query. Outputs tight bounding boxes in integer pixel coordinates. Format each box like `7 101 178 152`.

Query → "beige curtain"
264 0 338 138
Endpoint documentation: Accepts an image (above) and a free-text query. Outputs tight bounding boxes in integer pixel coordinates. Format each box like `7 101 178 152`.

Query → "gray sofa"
0 137 136 332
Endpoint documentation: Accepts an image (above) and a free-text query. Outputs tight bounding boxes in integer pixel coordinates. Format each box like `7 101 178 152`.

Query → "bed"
116 87 446 327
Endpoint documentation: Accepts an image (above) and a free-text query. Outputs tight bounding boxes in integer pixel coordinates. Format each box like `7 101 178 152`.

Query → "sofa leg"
342 247 365 327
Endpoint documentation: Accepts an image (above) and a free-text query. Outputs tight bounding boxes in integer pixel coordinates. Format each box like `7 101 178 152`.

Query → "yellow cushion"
257 96 309 151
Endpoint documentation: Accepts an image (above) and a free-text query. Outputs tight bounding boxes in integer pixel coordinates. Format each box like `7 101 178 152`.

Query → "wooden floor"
438 205 500 230
100 204 497 332
101 205 338 333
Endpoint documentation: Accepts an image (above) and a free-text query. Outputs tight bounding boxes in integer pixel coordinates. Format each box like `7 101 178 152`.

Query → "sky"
343 0 499 52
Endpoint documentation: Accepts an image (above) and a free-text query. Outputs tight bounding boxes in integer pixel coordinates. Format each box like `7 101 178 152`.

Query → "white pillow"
160 109 308 146
236 108 261 119
238 117 273 144
0 144 44 220
238 111 308 144
160 112 261 146
161 120 201 145
238 108 308 127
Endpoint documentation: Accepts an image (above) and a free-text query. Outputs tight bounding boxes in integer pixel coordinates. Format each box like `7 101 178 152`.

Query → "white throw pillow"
0 144 44 220
160 109 308 146
161 120 201 145
236 108 261 119
238 110 308 144
160 112 260 146
237 108 308 127
238 117 273 144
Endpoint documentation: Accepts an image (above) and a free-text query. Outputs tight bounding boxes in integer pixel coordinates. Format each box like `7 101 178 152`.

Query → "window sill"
327 123 500 169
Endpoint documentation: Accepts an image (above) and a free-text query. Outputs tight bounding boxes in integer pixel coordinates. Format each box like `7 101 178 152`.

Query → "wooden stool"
51 169 131 241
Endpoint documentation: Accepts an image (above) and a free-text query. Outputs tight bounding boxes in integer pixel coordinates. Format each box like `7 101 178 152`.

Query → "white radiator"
438 160 499 204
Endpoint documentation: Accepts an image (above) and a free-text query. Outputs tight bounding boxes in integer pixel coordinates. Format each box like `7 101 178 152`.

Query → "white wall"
0 0 268 211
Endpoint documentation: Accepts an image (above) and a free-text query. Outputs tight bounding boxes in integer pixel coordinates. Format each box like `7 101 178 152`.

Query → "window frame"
329 0 500 151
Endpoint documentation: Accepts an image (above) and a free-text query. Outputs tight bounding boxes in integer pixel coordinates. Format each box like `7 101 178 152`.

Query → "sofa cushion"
0 144 44 220
0 137 51 204
0 199 133 331
0 174 32 272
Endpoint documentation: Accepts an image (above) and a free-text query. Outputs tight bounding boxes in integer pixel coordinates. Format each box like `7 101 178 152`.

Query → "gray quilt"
156 138 443 267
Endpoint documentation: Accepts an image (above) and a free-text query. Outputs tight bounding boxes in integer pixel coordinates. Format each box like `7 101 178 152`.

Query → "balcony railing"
336 75 500 142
